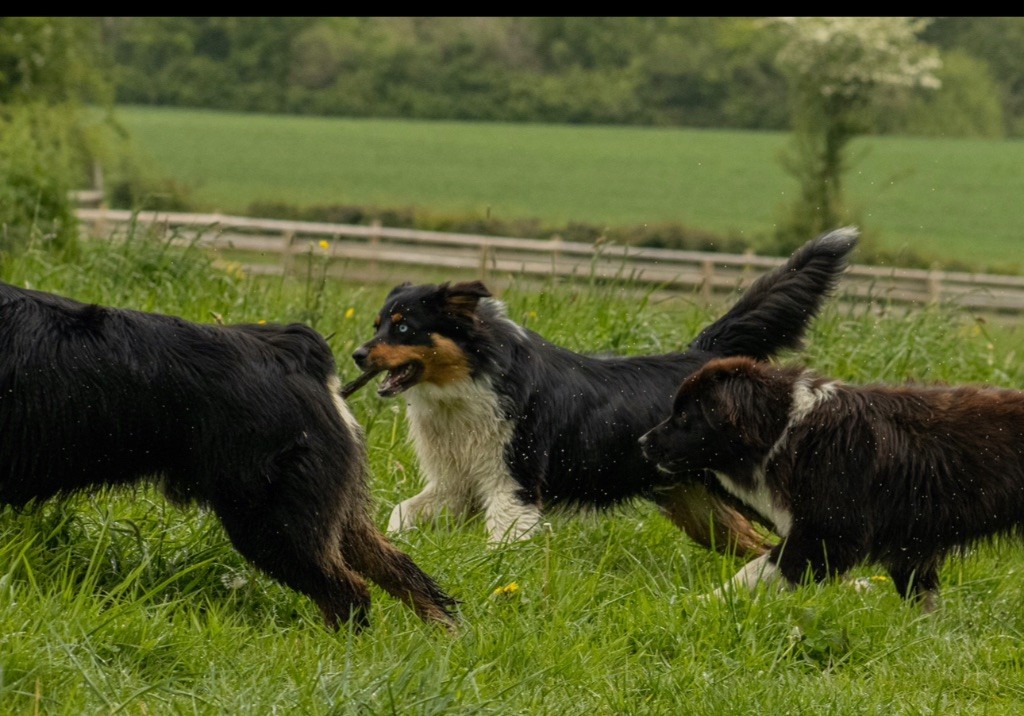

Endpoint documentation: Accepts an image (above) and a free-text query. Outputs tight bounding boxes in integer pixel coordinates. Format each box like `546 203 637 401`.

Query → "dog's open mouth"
378 361 424 397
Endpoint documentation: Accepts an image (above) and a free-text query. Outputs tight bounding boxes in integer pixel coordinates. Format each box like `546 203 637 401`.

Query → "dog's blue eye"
397 324 409 333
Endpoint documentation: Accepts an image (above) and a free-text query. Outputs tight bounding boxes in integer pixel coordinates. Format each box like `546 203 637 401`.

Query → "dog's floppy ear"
697 359 779 451
439 280 492 315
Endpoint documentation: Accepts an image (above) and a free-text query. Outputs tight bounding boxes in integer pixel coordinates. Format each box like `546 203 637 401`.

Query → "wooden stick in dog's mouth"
340 369 381 399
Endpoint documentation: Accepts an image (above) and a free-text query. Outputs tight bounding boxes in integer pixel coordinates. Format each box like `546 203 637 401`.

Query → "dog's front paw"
485 513 543 545
698 588 727 604
486 526 536 546
387 500 420 533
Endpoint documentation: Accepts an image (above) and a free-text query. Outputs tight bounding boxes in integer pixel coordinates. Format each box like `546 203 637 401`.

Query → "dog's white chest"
715 376 838 537
714 470 792 537
405 380 514 497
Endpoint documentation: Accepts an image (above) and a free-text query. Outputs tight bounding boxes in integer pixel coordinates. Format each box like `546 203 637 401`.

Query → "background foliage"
4 17 1023 266
99 17 1023 138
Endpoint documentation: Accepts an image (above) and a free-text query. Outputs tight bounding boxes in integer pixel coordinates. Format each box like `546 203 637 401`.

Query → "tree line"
98 17 1021 138
2 17 1021 268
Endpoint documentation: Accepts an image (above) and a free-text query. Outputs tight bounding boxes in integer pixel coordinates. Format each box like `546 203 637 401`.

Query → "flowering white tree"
768 17 941 249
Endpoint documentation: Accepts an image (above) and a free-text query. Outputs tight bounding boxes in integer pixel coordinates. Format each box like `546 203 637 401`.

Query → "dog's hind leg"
325 377 457 628
887 557 941 612
342 516 459 631
654 482 770 559
217 477 457 629
215 504 375 630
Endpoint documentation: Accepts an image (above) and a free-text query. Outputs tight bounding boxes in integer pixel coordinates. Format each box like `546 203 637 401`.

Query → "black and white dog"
0 282 456 630
351 229 858 555
640 355 1024 610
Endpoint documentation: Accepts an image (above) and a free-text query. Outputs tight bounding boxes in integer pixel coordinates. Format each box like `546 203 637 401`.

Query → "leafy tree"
923 17 1024 136
98 16 1023 139
107 17 313 111
0 17 113 251
767 17 941 252
635 18 789 129
0 17 110 105
0 105 80 250
873 50 1004 138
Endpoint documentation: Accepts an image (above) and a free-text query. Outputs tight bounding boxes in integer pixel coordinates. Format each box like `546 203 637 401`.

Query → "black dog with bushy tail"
0 282 457 630
352 228 858 556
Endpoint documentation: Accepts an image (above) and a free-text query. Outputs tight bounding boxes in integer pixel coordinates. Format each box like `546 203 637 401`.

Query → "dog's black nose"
352 346 370 368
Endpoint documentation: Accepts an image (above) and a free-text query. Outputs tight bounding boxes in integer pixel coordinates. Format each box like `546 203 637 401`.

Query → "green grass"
4 235 1024 713
117 105 1024 269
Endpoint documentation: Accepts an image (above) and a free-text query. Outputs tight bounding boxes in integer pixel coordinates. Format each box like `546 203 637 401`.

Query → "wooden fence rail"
75 207 1024 314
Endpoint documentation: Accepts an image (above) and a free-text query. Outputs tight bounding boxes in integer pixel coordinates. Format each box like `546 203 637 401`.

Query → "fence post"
700 259 714 303
92 161 105 199
927 264 944 305
740 248 755 291
94 206 108 238
369 219 381 275
280 230 296 275
479 242 492 279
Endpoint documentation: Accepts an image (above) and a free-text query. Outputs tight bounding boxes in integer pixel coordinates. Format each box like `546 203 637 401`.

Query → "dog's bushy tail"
690 227 858 360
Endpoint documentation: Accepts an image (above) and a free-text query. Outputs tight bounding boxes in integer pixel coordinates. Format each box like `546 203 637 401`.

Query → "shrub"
0 104 80 253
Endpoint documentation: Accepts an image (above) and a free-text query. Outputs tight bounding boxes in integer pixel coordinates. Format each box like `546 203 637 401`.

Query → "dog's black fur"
0 282 457 630
640 355 1024 608
352 229 858 554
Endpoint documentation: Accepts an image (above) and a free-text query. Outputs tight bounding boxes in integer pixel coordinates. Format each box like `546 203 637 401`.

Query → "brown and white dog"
640 356 1024 610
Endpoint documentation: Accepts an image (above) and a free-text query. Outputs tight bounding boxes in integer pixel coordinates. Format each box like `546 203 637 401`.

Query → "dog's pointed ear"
440 281 492 314
385 282 413 301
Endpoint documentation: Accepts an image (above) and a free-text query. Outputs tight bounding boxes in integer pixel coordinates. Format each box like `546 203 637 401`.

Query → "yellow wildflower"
258 319 267 325
870 575 889 582
344 307 355 319
319 240 330 250
491 581 520 597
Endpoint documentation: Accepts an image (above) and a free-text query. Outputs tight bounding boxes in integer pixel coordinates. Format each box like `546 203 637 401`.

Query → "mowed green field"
118 105 1024 268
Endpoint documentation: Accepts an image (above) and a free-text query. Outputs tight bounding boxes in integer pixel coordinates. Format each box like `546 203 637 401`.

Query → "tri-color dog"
0 282 456 630
351 229 858 556
640 355 1024 610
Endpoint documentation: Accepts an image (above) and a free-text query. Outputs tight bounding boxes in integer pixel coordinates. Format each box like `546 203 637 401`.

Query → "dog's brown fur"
641 356 1024 608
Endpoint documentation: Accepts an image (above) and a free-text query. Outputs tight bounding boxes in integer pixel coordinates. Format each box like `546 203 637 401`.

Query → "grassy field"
3 234 1024 713
117 105 1024 269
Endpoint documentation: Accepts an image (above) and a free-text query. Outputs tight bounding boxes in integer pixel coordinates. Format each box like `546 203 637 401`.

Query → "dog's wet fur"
641 355 1024 609
0 282 457 630
352 228 858 555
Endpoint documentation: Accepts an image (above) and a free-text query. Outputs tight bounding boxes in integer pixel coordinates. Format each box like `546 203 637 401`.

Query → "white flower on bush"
768 17 941 99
